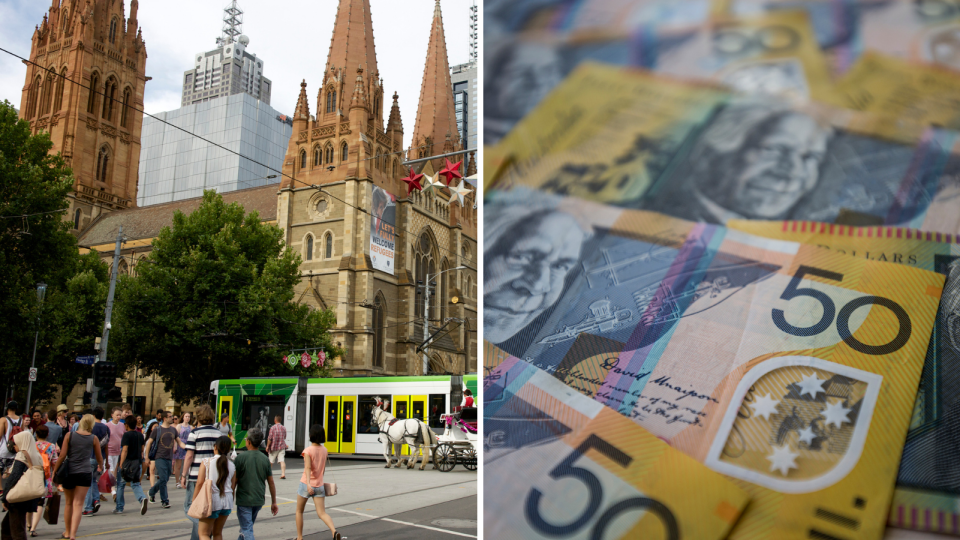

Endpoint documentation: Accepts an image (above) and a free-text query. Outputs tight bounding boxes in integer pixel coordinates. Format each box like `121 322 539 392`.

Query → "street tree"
112 190 343 405
0 100 110 407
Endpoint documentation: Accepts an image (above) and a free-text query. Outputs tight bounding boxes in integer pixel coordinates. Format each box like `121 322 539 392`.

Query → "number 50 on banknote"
484 189 946 539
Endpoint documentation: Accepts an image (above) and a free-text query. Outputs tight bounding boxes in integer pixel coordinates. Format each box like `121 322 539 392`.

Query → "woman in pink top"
295 425 339 540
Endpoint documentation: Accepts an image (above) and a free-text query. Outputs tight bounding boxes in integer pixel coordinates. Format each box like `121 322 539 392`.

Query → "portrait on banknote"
483 196 593 353
484 39 564 145
641 98 960 226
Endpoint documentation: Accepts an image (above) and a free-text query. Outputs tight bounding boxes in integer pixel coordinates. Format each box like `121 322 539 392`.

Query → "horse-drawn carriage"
433 407 478 472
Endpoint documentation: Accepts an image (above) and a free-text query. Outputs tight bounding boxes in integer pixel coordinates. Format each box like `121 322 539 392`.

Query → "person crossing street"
265 416 287 480
144 411 185 509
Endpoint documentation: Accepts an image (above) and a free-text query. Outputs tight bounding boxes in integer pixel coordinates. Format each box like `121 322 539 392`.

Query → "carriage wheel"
462 448 477 471
434 443 456 472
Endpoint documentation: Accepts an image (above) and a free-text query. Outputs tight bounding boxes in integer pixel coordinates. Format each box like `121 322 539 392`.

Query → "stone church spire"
323 0 379 113
294 80 310 119
386 91 402 133
410 0 460 164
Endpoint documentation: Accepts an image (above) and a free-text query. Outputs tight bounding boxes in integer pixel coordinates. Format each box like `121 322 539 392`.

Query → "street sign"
28 368 37 382
75 355 96 365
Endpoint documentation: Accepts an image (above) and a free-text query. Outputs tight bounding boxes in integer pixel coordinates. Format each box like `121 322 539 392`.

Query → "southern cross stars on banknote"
767 445 800 476
749 393 780 421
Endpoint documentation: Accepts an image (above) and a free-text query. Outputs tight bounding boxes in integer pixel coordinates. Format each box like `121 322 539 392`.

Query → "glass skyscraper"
137 93 292 206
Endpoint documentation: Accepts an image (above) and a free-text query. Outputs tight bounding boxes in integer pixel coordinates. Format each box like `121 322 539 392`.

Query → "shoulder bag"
323 455 337 497
187 457 213 519
7 454 48 503
53 433 70 486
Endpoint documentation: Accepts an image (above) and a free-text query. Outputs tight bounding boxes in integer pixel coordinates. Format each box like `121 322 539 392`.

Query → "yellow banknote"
727 219 960 535
833 52 960 135
485 188 946 538
651 10 838 103
485 357 750 539
488 63 728 201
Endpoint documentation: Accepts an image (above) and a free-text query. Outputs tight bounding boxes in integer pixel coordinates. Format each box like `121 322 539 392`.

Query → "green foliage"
0 100 110 407
112 190 342 405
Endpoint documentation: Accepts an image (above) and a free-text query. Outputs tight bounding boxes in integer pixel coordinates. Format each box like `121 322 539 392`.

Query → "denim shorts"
209 508 232 519
297 482 325 498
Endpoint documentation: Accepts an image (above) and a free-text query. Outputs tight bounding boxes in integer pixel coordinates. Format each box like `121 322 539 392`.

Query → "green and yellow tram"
210 374 477 456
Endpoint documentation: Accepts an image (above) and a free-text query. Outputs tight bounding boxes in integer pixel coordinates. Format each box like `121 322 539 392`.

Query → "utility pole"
94 225 124 408
422 279 431 376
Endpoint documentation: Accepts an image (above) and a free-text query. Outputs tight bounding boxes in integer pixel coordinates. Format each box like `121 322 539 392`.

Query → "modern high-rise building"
137 93 292 206
180 1 272 106
451 62 477 152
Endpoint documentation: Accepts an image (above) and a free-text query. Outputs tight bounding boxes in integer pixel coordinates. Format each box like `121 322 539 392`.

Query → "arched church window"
40 72 54 116
325 233 333 259
109 18 118 44
117 259 128 275
101 77 117 121
414 232 436 319
341 143 348 162
326 88 336 113
87 73 100 114
300 150 307 170
74 209 82 230
120 87 132 128
314 146 321 167
305 234 314 261
324 145 333 165
53 68 66 112
96 146 109 183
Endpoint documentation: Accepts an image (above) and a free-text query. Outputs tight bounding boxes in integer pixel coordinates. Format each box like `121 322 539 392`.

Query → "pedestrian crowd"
0 401 339 540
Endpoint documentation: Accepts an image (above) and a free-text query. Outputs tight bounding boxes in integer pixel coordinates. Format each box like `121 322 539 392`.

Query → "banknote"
727 219 960 535
636 94 960 235
486 0 576 37
553 0 710 38
484 10 833 145
487 63 728 198
645 10 838 103
484 356 750 540
485 187 945 538
833 52 960 134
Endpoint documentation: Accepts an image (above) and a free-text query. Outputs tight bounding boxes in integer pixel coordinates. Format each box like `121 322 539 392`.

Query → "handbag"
53 432 70 485
187 458 213 520
6 455 47 503
98 468 114 493
120 457 142 483
43 492 60 525
322 456 337 497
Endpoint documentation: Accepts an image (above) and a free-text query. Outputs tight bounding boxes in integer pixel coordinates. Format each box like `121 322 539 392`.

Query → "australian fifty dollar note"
484 356 750 539
484 188 944 539
728 220 960 535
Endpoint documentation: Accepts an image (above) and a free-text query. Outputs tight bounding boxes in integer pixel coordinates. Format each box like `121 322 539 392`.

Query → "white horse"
372 397 437 470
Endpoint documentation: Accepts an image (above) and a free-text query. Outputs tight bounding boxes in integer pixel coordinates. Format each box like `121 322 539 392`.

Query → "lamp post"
26 282 47 414
422 266 467 375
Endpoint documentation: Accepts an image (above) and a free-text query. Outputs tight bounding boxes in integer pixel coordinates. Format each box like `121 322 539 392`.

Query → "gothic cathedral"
19 0 148 232
277 0 477 376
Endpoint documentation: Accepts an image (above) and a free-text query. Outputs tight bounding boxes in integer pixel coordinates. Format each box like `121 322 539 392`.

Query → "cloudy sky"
0 0 473 149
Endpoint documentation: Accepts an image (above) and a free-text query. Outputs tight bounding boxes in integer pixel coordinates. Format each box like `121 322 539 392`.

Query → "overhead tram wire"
0 46 476 266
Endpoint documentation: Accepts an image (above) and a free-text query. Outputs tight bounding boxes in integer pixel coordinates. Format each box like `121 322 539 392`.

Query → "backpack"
36 442 52 479
4 416 22 454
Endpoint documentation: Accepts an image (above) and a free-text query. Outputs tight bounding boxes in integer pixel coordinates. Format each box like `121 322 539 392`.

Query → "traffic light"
94 362 117 388
97 386 122 403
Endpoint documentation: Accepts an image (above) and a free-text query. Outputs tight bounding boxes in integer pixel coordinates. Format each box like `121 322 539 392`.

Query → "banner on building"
370 185 396 274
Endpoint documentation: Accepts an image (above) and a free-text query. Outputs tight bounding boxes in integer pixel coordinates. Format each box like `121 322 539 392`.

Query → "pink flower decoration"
300 352 311 367
317 350 326 366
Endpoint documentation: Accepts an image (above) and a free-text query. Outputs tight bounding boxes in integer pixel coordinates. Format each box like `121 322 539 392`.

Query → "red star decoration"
438 158 463 186
401 167 424 195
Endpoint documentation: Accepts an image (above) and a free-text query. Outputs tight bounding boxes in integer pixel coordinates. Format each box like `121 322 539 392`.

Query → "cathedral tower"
20 0 148 231
409 0 461 168
277 0 477 377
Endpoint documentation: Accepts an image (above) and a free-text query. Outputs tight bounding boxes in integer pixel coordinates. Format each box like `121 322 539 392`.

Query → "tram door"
324 396 356 454
392 394 427 455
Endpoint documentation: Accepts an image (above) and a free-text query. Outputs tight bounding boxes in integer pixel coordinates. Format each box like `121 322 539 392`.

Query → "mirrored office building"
137 93 292 206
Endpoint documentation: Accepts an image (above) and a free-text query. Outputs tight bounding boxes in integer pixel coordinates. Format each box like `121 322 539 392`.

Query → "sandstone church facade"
19 0 477 412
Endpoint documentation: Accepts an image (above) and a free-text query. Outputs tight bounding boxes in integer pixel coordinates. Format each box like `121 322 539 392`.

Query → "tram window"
428 394 446 429
309 396 324 430
327 401 339 443
342 401 354 443
241 395 285 431
412 400 425 422
357 396 381 433
395 401 408 420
